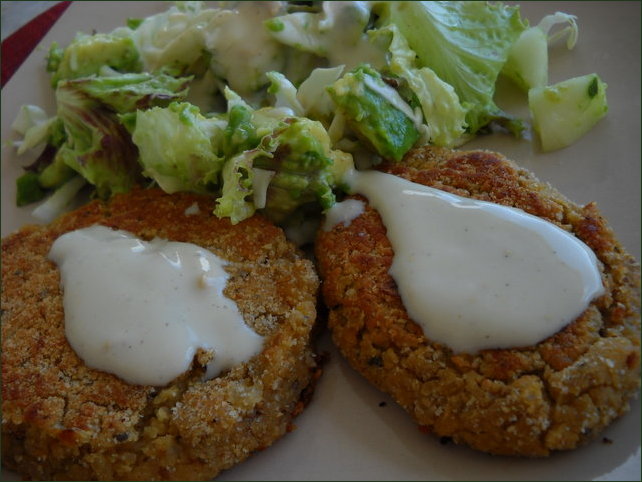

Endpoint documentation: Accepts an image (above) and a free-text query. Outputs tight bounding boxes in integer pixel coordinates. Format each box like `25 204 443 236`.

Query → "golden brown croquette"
2 188 321 480
315 146 640 457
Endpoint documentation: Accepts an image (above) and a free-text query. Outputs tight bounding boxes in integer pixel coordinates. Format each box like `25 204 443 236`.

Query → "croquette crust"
1 188 320 480
315 146 641 456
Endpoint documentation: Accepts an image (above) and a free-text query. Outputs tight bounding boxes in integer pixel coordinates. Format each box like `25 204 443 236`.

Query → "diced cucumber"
529 73 608 151
503 26 548 92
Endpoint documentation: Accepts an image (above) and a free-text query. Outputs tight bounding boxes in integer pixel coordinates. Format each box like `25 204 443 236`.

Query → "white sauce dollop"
48 225 264 386
345 169 604 353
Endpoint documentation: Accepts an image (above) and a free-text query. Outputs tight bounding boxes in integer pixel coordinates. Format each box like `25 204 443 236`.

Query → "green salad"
11 1 608 232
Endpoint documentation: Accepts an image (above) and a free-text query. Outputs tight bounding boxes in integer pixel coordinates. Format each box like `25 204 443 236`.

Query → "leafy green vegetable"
11 105 58 155
377 24 467 147
67 72 192 113
131 102 226 194
377 1 527 135
31 176 87 223
220 99 353 224
214 148 265 224
265 1 384 71
252 118 339 222
10 1 605 228
37 154 76 189
54 81 142 197
128 2 219 76
529 73 608 151
295 66 345 122
328 64 419 162
267 71 305 116
47 32 142 87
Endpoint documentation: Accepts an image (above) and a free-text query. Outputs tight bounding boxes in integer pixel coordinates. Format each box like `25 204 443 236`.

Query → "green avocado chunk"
328 65 419 162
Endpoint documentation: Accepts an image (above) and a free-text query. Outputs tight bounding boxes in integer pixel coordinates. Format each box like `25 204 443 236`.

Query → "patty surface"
1 188 321 480
315 145 641 457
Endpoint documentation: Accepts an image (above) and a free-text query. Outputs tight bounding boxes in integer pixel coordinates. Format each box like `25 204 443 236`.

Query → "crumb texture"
315 146 641 456
2 188 320 480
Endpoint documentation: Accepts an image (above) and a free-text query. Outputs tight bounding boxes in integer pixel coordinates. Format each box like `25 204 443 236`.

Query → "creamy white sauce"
320 1 386 70
48 226 263 386
323 198 365 231
345 169 604 353
205 2 286 95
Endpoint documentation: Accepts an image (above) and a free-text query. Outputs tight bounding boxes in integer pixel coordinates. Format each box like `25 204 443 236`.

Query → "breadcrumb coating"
315 146 640 456
2 188 321 480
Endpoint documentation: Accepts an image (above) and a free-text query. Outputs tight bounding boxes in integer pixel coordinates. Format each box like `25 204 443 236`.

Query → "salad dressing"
322 198 365 231
48 225 263 386
344 169 604 353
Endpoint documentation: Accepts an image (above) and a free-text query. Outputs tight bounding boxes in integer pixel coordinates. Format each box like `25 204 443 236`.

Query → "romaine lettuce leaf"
378 24 467 147
215 112 352 224
214 147 270 224
252 117 350 223
377 1 527 135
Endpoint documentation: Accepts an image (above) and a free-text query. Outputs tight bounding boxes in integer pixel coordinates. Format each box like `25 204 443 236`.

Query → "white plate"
1 2 640 480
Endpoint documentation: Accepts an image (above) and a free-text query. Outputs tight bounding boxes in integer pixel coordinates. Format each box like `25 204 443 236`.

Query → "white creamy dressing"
323 199 365 231
340 169 604 353
319 1 386 70
205 2 286 95
48 226 263 386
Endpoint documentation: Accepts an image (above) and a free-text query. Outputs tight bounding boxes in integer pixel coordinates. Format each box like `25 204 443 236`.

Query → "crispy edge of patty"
1 188 321 480
315 146 641 457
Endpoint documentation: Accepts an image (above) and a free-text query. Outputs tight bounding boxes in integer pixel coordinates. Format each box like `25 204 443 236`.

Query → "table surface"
1 1 58 41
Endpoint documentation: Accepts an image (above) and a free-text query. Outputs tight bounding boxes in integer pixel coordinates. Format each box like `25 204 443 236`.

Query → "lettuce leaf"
377 1 527 135
67 72 192 113
47 32 142 87
131 102 226 194
54 82 142 198
215 115 352 224
377 24 467 147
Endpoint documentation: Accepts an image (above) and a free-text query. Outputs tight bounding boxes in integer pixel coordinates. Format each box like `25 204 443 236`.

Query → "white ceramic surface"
1 2 640 481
